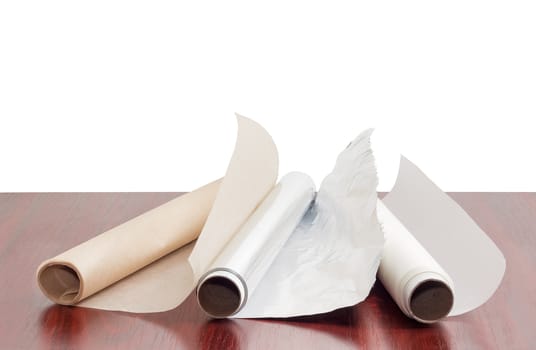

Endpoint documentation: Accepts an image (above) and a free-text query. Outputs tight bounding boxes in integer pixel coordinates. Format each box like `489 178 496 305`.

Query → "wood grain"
0 193 534 349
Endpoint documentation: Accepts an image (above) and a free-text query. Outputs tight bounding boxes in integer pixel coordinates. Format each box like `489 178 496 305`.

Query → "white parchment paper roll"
377 200 454 323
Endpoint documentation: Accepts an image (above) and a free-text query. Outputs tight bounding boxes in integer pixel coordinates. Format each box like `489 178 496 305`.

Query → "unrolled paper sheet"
188 114 279 279
377 156 506 322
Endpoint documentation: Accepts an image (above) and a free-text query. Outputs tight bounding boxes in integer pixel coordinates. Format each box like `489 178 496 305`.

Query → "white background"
1 1 534 191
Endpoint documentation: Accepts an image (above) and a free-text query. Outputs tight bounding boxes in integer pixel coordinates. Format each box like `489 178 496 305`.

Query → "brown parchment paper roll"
37 179 220 309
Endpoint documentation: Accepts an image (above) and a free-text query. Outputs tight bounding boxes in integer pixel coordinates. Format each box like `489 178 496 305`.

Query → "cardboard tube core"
197 275 242 318
38 264 81 304
409 280 454 322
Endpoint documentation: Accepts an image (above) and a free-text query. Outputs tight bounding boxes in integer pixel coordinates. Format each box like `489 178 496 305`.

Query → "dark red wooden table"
0 193 534 349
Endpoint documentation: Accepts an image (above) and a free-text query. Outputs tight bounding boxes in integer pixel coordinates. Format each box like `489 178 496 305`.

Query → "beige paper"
37 180 220 311
189 114 279 278
80 242 196 312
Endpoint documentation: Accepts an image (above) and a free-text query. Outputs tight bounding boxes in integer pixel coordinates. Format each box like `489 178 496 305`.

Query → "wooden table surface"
0 193 534 350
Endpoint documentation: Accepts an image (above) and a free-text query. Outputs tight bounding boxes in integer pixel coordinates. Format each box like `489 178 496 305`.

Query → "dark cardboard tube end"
197 276 241 318
410 280 454 322
38 263 81 304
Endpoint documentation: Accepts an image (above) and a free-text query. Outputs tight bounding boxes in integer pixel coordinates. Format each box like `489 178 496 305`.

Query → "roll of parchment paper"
37 179 220 305
196 172 316 317
377 156 506 323
377 200 454 323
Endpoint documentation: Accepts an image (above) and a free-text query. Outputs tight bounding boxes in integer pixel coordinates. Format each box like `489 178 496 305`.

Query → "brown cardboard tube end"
410 280 454 322
38 263 81 305
197 276 241 318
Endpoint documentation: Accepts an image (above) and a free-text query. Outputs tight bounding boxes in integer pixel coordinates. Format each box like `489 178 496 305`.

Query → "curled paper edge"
189 114 279 279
